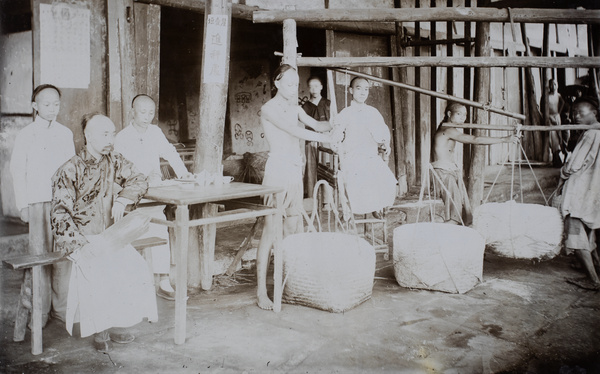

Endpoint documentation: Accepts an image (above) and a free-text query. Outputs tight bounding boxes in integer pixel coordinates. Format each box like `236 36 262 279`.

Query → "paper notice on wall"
203 15 229 84
40 3 90 89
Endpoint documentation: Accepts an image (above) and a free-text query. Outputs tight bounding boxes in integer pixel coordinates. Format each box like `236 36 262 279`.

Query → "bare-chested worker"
541 79 566 166
433 102 517 225
256 64 332 309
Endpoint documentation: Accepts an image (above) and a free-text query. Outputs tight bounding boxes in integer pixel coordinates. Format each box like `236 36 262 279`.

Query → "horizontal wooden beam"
134 0 257 20
443 123 600 131
298 56 600 68
253 7 600 24
331 68 525 121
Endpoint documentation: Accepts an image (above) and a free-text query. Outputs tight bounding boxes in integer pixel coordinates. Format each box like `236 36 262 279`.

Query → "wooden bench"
2 236 167 355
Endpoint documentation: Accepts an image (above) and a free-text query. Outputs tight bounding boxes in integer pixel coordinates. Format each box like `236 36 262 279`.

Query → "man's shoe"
157 287 176 301
110 332 135 344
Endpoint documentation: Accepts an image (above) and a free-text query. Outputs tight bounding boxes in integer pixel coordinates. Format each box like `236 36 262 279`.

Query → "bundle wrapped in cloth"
473 201 563 260
393 223 485 294
282 232 375 313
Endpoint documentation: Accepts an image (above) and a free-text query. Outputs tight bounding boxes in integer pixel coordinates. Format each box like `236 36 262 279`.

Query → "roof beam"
297 56 600 68
253 7 600 24
135 0 257 20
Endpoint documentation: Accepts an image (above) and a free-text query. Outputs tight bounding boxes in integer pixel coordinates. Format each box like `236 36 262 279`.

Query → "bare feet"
257 293 274 310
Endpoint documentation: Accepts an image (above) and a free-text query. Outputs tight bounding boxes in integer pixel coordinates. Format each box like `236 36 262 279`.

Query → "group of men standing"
8 71 600 354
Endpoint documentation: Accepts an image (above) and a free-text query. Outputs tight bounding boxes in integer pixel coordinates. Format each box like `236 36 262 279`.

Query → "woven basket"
473 201 563 260
393 223 485 294
282 232 376 313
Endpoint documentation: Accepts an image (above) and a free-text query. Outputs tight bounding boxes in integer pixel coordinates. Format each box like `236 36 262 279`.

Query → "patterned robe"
51 148 157 337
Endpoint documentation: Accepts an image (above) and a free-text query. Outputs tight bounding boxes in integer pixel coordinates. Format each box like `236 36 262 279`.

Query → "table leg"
272 208 284 313
31 265 43 355
174 205 189 345
200 203 218 291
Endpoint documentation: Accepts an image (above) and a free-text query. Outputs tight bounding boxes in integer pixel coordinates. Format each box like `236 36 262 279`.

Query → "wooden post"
191 0 232 290
467 3 491 211
520 23 545 162
541 23 551 160
397 22 416 191
589 25 600 105
134 3 161 102
283 19 298 68
391 31 408 196
463 0 472 176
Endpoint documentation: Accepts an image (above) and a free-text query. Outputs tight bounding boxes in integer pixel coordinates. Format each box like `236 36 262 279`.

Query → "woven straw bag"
281 181 376 313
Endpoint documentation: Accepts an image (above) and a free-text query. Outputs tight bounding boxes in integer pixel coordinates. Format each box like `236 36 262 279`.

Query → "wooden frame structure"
254 4 600 210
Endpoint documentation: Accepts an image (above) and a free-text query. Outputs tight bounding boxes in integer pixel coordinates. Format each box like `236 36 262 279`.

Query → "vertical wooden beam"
430 0 437 149
414 0 423 183
446 0 453 97
118 0 136 130
541 23 551 158
467 1 491 211
589 25 600 105
107 1 123 124
462 0 472 175
191 0 232 290
193 0 232 173
391 30 408 196
396 21 416 190
283 19 298 68
134 3 161 105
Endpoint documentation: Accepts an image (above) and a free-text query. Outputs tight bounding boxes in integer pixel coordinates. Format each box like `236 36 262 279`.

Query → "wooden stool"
2 237 167 355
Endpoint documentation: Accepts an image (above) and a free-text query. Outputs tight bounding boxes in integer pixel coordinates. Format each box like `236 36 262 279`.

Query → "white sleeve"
9 130 29 211
155 127 188 178
369 109 390 145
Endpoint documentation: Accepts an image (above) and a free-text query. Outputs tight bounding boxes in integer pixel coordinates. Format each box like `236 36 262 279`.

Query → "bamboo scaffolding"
329 68 526 121
253 8 600 24
298 56 600 69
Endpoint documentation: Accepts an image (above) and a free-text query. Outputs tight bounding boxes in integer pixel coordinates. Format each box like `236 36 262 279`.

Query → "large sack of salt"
282 232 375 313
393 223 485 294
473 201 563 260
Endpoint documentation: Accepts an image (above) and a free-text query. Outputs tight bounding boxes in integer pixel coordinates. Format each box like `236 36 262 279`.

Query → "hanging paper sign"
203 15 228 84
39 3 90 89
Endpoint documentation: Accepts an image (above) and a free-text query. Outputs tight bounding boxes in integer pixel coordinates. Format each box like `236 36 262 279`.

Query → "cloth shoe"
110 332 135 344
157 287 176 301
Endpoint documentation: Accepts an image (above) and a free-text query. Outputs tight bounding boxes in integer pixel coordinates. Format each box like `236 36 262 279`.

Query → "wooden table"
143 182 284 345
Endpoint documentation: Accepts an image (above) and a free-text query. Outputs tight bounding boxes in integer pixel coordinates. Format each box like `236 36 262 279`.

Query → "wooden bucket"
282 232 375 313
393 223 485 294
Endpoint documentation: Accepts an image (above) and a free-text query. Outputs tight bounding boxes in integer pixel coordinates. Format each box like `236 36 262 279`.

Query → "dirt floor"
1 166 600 373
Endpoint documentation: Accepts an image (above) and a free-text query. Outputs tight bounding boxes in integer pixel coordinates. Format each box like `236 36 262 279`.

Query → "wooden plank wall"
32 0 108 151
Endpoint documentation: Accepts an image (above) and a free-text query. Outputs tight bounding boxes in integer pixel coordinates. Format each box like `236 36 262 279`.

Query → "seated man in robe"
51 113 157 353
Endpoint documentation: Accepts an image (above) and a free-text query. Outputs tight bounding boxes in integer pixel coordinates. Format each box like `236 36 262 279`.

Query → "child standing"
114 94 193 300
333 77 397 217
10 84 75 323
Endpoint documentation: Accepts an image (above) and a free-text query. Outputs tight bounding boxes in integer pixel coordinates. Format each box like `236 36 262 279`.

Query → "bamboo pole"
442 123 600 131
253 8 600 24
330 68 526 121
297 56 600 68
